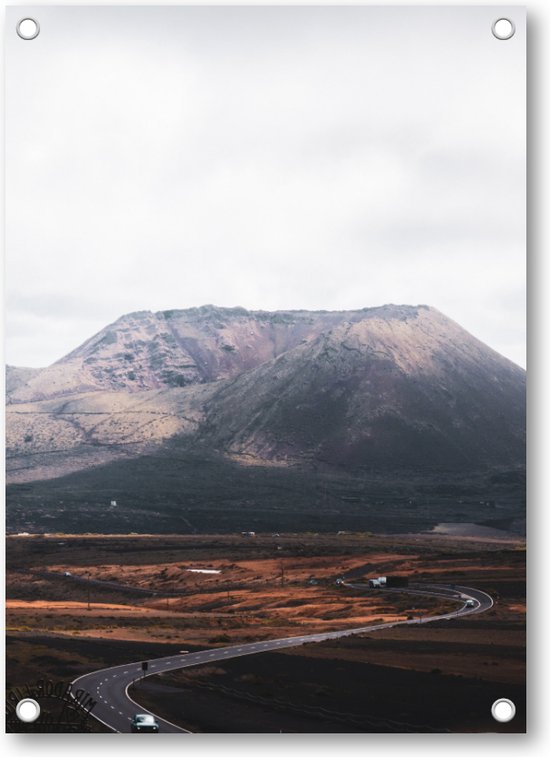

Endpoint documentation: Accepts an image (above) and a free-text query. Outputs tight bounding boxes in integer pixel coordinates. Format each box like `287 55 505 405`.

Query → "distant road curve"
71 582 493 733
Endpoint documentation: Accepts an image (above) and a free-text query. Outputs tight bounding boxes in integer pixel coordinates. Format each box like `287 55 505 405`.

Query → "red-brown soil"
6 532 525 733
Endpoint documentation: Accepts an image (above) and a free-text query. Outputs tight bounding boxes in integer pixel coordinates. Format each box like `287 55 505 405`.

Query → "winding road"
71 582 493 733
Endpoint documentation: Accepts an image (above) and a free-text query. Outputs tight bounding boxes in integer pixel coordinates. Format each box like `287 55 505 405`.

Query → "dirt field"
6 531 525 732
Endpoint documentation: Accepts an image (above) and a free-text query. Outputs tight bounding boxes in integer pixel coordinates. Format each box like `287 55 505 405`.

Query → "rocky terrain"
200 307 525 471
7 306 363 403
6 304 526 533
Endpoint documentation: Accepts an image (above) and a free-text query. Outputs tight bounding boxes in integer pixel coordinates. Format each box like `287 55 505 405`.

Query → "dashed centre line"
72 584 489 734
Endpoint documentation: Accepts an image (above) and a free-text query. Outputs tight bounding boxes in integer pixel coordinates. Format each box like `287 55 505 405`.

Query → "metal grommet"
491 18 515 40
16 17 40 41
491 698 516 723
15 698 41 723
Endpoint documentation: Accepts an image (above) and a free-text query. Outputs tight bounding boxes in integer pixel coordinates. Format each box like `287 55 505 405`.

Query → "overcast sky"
6 5 526 368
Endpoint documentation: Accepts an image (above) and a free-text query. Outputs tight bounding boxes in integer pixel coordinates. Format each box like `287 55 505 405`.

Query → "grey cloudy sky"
6 5 526 368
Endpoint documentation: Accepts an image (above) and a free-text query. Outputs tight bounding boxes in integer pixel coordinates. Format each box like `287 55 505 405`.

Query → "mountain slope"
7 305 369 404
6 304 525 489
6 365 42 395
6 384 215 483
200 306 525 471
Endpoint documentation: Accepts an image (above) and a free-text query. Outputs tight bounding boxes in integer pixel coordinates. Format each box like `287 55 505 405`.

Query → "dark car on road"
131 713 159 733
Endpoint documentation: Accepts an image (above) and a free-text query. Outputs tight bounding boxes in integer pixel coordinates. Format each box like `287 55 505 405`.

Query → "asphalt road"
72 582 493 733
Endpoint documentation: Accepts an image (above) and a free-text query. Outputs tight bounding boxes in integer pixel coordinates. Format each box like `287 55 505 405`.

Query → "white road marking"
72 582 492 735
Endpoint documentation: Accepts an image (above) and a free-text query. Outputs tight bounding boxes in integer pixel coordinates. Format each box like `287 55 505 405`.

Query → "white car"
131 713 159 733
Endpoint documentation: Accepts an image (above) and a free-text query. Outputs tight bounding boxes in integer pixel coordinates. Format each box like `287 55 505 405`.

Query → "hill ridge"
6 303 525 489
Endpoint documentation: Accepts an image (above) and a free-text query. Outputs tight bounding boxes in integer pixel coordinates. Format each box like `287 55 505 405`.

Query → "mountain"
6 365 42 395
5 304 526 534
7 305 367 404
200 306 525 471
